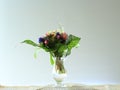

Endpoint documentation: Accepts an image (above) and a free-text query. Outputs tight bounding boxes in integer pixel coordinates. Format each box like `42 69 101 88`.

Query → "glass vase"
52 57 67 87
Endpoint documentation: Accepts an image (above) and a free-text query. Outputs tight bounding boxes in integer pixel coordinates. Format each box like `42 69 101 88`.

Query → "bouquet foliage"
22 29 80 65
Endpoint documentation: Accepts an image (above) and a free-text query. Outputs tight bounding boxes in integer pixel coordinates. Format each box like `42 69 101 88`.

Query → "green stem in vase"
55 57 66 74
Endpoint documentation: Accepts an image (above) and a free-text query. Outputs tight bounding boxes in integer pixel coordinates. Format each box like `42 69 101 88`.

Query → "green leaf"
65 49 71 56
67 34 81 50
34 51 37 59
34 48 40 59
58 45 67 55
22 40 38 47
50 53 54 65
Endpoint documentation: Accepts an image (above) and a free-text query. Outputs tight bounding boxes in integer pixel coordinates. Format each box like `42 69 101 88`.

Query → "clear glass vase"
52 57 67 87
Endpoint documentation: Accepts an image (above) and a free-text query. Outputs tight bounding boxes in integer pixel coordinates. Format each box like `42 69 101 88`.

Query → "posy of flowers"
22 29 81 65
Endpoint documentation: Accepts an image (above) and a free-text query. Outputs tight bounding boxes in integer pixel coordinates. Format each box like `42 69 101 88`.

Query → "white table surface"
0 84 98 90
1 84 120 90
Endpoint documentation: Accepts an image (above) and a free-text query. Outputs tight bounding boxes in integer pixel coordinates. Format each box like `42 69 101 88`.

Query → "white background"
0 0 120 86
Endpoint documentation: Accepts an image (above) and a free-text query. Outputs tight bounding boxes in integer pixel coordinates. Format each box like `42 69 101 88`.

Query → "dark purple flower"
56 35 60 39
56 32 61 39
56 32 60 35
38 37 44 43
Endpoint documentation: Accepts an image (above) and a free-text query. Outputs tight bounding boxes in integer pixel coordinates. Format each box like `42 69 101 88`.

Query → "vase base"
53 83 67 87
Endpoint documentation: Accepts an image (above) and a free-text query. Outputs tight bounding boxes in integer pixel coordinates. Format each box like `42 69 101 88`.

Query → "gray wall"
0 0 120 86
